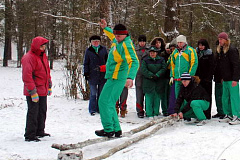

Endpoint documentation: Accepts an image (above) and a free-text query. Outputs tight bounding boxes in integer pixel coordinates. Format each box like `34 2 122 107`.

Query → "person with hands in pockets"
22 36 52 142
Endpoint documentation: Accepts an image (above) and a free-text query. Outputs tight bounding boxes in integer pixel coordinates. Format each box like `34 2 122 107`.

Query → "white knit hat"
176 35 187 43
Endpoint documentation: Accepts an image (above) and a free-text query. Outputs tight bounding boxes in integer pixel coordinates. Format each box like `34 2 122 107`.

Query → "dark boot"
115 130 122 138
95 129 114 138
36 133 51 138
25 136 41 142
137 111 144 118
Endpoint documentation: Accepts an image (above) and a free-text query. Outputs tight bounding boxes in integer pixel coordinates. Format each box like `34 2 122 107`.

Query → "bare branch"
38 12 99 25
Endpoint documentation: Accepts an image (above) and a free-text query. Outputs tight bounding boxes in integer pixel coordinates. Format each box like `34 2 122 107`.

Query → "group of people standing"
83 19 240 138
21 19 240 142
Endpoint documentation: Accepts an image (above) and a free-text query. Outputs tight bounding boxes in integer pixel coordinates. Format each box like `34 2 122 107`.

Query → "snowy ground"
0 60 240 160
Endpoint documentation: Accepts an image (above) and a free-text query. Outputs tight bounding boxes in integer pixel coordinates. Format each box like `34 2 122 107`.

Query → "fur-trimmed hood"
217 39 230 54
150 37 166 51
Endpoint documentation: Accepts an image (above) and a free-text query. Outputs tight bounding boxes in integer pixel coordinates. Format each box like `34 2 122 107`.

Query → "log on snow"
52 117 172 151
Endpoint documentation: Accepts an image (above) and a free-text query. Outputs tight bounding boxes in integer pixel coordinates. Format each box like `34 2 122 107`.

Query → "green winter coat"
141 55 166 94
170 45 198 79
103 27 139 80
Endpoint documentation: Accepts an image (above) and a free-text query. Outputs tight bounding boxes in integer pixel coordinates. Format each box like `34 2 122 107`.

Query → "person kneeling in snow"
171 72 210 126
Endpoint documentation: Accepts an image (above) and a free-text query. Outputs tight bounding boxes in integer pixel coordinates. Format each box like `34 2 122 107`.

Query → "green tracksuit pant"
222 81 240 117
161 78 169 114
98 79 125 132
181 100 210 121
215 82 224 115
145 91 162 117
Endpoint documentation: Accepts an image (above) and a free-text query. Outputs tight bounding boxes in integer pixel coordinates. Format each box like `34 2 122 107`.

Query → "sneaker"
95 129 114 138
115 130 122 138
196 120 206 126
212 113 225 118
36 133 51 138
91 112 96 116
229 116 240 125
137 112 144 118
25 136 41 142
219 115 233 123
148 117 154 120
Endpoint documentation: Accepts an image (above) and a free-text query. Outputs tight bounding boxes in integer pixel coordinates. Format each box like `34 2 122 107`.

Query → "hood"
150 37 166 51
31 36 49 56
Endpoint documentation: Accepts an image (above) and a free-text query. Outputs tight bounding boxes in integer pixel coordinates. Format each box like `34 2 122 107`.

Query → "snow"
1 60 240 160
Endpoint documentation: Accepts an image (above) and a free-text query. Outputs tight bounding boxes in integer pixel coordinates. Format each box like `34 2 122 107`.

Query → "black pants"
24 96 47 138
200 80 212 119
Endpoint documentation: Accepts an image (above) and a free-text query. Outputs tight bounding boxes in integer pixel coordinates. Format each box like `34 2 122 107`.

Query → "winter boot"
137 111 144 118
95 129 114 138
116 107 119 115
37 133 51 138
120 110 128 118
115 130 122 138
25 136 41 142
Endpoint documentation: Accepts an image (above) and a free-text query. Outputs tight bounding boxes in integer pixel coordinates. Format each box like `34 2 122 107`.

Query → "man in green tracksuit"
170 35 198 99
95 19 139 138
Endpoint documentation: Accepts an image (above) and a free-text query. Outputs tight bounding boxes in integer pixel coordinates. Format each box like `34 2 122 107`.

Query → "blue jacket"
83 45 108 85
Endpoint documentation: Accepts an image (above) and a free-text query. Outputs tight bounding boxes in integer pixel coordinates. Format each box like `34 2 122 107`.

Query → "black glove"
152 75 158 81
84 72 89 80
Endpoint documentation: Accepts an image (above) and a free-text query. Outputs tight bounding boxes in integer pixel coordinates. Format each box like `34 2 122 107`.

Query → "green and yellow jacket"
170 45 198 79
103 27 139 80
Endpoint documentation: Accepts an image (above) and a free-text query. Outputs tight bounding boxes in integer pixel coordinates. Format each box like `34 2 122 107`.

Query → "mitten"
152 75 158 81
48 88 52 96
31 93 39 103
99 65 106 72
169 77 174 85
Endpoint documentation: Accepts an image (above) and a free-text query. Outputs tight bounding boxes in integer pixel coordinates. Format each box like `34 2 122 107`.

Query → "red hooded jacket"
22 36 51 96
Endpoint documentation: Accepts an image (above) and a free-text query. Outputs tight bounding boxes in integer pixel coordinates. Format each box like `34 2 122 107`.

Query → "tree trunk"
164 0 178 42
3 0 13 66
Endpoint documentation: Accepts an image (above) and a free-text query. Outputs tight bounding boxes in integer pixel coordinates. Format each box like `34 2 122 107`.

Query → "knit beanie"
176 35 187 43
113 24 128 35
218 32 228 40
138 35 146 42
181 72 192 80
89 35 101 42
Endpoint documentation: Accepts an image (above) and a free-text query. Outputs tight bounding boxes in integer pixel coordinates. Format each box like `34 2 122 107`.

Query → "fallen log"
52 116 172 151
87 119 175 160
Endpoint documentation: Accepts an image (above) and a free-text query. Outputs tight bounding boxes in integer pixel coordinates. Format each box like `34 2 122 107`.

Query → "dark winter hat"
138 35 147 42
113 24 128 35
197 39 210 49
149 46 158 52
181 72 192 80
89 35 101 42
218 32 228 40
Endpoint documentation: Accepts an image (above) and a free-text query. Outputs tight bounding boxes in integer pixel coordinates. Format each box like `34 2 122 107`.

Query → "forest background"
1 0 240 98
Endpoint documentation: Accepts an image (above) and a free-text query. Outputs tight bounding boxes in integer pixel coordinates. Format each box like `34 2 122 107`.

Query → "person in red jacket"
22 36 52 142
